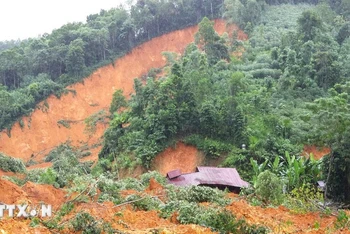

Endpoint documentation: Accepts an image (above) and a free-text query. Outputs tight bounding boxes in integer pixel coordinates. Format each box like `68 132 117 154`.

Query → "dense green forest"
1 0 350 207
98 0 350 203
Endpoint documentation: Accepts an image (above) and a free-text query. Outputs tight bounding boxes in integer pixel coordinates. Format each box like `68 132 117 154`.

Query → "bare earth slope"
152 142 205 176
0 20 247 165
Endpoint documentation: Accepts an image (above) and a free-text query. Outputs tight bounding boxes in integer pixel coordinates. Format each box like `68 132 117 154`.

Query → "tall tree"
65 39 86 77
298 10 322 42
305 88 350 201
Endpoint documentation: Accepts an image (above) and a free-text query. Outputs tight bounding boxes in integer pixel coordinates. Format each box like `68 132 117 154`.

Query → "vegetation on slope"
98 1 350 204
1 0 350 232
0 0 224 131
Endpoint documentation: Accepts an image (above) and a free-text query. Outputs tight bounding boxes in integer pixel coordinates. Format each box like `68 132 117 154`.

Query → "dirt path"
0 20 247 167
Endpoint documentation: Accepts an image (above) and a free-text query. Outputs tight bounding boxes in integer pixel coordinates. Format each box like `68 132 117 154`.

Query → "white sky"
0 0 129 41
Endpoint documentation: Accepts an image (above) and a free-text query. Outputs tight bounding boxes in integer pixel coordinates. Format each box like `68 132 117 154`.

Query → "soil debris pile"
152 142 204 176
226 196 344 234
0 177 346 233
0 178 29 204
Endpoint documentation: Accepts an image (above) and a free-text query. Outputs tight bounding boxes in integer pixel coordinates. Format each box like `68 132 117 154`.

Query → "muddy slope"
0 20 247 164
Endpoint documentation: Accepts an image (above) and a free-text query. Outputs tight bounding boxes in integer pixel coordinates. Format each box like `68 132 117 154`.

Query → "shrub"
183 135 233 158
0 153 26 173
71 212 101 234
140 171 166 186
25 169 46 183
175 201 268 233
283 183 323 213
39 168 58 187
335 210 350 230
166 185 230 205
45 143 73 162
96 174 122 204
84 110 108 135
255 170 283 205
221 147 253 180
125 194 162 211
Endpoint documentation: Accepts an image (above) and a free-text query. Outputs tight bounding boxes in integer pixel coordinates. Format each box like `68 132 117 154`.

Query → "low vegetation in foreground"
1 0 350 232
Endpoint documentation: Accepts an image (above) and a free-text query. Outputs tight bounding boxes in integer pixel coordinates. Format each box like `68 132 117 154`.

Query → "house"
166 166 249 193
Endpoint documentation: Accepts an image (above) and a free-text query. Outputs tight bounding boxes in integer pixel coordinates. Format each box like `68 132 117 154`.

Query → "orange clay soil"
0 20 247 168
226 195 347 234
0 169 26 179
0 178 66 208
0 178 346 234
303 145 331 160
152 142 205 176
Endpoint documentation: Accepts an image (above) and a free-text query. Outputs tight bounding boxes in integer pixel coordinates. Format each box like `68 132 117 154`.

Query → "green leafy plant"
84 110 108 135
335 210 350 230
255 170 283 205
284 183 324 213
71 212 101 234
184 135 233 158
0 153 26 173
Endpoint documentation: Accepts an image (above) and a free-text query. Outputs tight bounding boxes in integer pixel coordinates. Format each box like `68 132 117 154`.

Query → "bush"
71 212 101 234
0 153 26 173
221 148 253 180
175 201 268 233
39 168 58 187
96 174 122 204
166 185 230 205
335 210 350 230
283 183 323 213
255 170 283 205
183 135 233 158
125 194 162 211
140 171 166 186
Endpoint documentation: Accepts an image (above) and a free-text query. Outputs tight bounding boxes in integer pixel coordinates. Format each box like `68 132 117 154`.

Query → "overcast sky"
0 0 129 41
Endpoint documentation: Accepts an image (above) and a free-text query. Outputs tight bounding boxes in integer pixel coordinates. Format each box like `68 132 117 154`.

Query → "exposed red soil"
152 142 205 176
0 178 29 204
0 178 66 208
0 19 345 234
226 196 347 233
61 201 214 234
0 178 345 234
0 20 246 169
119 165 146 179
22 181 66 209
0 220 51 234
0 169 25 179
303 145 331 160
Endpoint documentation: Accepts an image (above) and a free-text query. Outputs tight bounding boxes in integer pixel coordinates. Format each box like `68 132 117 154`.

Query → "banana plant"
268 155 285 176
283 151 321 191
250 157 268 187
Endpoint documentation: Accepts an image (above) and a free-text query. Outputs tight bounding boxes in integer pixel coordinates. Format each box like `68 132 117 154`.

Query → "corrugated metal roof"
167 166 249 188
167 169 182 179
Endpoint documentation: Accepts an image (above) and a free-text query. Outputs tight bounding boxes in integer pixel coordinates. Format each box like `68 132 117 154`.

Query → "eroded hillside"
0 20 247 165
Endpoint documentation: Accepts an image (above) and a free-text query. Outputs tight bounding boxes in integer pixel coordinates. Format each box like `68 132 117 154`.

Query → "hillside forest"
1 0 350 233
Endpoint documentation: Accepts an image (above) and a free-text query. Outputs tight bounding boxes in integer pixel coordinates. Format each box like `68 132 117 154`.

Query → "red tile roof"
167 166 249 188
